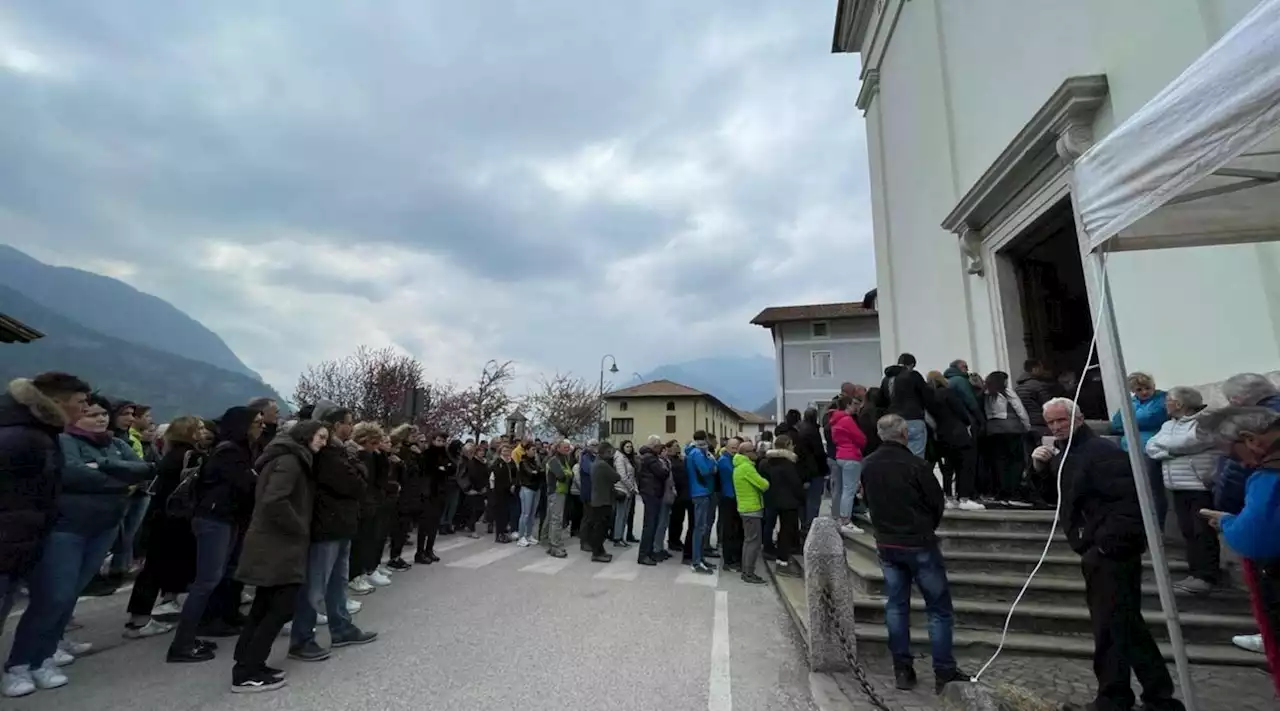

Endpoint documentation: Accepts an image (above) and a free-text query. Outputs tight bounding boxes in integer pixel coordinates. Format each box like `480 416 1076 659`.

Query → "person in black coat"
635 438 670 565
168 405 262 664
488 444 519 543
795 408 827 532
759 436 806 577
875 354 939 458
387 426 425 570
925 373 981 509
417 434 452 561
126 415 205 635
457 443 489 536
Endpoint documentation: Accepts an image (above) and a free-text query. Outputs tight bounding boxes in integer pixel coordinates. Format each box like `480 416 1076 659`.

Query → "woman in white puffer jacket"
1144 385 1222 594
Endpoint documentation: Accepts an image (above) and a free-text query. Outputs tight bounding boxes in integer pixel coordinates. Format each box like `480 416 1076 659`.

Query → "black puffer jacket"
396 444 427 514
930 385 973 449
194 406 259 526
310 440 366 541
518 455 542 489
1059 427 1147 559
759 449 805 511
861 441 945 548
635 446 669 499
0 379 69 576
877 366 936 422
795 419 826 481
1015 372 1063 434
420 445 453 499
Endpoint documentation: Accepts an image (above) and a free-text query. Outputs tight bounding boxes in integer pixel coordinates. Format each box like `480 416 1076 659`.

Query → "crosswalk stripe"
447 545 524 569
675 568 720 588
520 556 576 575
592 566 639 581
435 537 482 554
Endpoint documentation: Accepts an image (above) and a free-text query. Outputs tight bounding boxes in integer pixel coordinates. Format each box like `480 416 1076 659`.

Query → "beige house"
734 409 776 438
603 379 742 444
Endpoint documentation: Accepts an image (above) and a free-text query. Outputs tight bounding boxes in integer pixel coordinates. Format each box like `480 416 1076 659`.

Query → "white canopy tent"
1067 2 1280 708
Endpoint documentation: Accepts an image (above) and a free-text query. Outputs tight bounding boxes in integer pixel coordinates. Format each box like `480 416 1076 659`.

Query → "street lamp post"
599 354 618 439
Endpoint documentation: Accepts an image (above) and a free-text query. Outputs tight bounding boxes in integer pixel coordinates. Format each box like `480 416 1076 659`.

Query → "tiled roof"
0 313 44 344
733 408 774 424
750 301 877 327
605 379 739 419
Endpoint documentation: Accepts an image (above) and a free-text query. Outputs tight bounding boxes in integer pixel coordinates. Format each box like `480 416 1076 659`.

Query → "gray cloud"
0 0 873 391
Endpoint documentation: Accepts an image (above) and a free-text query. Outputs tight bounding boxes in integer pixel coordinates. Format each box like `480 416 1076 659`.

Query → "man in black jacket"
1038 398 1183 711
286 403 376 663
587 442 621 563
796 408 827 533
635 436 669 566
860 414 964 694
876 354 937 457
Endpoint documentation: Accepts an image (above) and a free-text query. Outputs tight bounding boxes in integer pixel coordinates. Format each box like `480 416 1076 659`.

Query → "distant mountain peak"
634 355 774 411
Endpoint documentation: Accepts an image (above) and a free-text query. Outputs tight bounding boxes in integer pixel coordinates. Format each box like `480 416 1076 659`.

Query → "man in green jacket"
732 441 770 585
543 440 574 558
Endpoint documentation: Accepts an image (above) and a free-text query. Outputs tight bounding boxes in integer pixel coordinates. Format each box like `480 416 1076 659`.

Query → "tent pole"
1086 250 1198 711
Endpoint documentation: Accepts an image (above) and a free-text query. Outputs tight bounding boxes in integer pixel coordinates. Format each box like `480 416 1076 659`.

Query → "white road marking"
446 545 523 569
592 565 639 581
676 567 721 588
709 589 732 711
520 556 576 575
435 537 482 554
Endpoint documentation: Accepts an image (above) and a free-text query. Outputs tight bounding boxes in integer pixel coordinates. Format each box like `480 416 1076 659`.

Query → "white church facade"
833 0 1280 407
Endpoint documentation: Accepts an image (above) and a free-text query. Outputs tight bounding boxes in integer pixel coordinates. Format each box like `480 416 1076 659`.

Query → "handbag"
164 450 203 519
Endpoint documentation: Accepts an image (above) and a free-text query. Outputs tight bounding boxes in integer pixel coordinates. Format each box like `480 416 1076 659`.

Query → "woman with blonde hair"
124 416 207 638
1110 371 1170 528
346 423 394 590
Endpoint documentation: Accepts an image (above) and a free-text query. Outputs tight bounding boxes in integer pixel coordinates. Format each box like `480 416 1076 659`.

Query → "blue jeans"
828 459 842 518
805 475 826 528
110 494 151 573
653 500 672 552
691 495 712 564
838 459 863 519
612 495 632 541
291 540 357 648
7 527 118 668
906 419 928 458
877 544 956 673
518 487 539 539
440 487 461 528
172 517 235 651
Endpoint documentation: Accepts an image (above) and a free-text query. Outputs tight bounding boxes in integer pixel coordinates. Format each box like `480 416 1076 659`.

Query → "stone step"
928 508 1064 534
842 524 1078 557
841 527 1192 584
768 560 1265 667
842 546 1247 617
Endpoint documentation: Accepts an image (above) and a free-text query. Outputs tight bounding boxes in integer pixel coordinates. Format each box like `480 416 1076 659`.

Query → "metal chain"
819 585 894 711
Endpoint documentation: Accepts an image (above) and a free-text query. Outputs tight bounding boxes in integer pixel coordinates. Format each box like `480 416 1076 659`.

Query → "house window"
666 415 677 433
811 350 834 378
619 401 628 412
811 321 830 339
665 401 675 411
610 418 635 436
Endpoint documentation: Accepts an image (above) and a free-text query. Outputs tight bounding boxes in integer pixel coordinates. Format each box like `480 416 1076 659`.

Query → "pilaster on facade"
855 69 880 113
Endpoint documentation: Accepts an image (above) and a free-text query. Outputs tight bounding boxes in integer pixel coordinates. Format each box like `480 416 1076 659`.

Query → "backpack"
165 442 233 519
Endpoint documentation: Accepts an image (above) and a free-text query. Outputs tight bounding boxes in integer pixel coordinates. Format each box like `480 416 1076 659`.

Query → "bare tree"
526 372 602 439
294 346 424 424
458 360 515 440
414 382 471 438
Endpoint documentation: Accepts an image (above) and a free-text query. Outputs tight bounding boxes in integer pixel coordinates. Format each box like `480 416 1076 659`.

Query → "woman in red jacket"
829 395 868 534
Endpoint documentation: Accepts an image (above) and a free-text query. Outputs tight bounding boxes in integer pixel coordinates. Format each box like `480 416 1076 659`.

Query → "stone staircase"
771 508 1266 667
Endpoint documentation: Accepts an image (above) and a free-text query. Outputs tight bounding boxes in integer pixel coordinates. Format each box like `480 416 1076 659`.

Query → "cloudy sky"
0 1 872 396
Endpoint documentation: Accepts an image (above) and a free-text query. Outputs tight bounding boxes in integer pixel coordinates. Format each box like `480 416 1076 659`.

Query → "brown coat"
235 435 315 587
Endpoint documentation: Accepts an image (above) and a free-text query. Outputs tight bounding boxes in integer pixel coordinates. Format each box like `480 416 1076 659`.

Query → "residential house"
751 300 880 424
832 0 1280 408
603 379 743 444
734 409 776 438
0 313 43 344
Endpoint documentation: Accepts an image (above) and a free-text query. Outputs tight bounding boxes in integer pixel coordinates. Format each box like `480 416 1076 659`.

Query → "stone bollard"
803 516 860 673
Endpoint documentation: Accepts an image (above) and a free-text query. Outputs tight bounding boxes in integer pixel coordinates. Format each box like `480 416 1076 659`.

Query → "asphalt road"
1 522 816 711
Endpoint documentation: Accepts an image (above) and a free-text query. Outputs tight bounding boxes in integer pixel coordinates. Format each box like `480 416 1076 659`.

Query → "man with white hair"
1214 373 1280 515
1036 398 1182 711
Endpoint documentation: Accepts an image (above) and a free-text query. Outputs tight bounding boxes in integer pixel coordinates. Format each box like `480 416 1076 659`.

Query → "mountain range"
0 246 279 420
632 355 775 412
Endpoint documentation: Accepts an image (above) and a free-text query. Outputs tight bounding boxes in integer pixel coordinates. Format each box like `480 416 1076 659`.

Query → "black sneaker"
741 573 767 585
428 552 440 563
387 558 412 572
166 644 215 663
894 665 917 691
288 641 331 662
591 553 614 563
693 562 714 575
231 672 287 694
934 668 969 695
331 629 378 647
637 556 657 566
195 638 219 652
414 553 432 565
612 540 631 549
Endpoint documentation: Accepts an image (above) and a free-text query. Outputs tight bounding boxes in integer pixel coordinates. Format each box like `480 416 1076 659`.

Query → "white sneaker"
957 498 987 511
51 649 74 667
516 537 530 547
944 498 958 510
123 619 173 639
1232 633 1264 653
58 638 92 656
346 598 362 615
317 613 329 626
527 537 539 546
1 667 35 698
840 522 865 535
31 659 67 690
376 565 393 577
365 572 391 587
151 600 182 616
348 578 374 595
